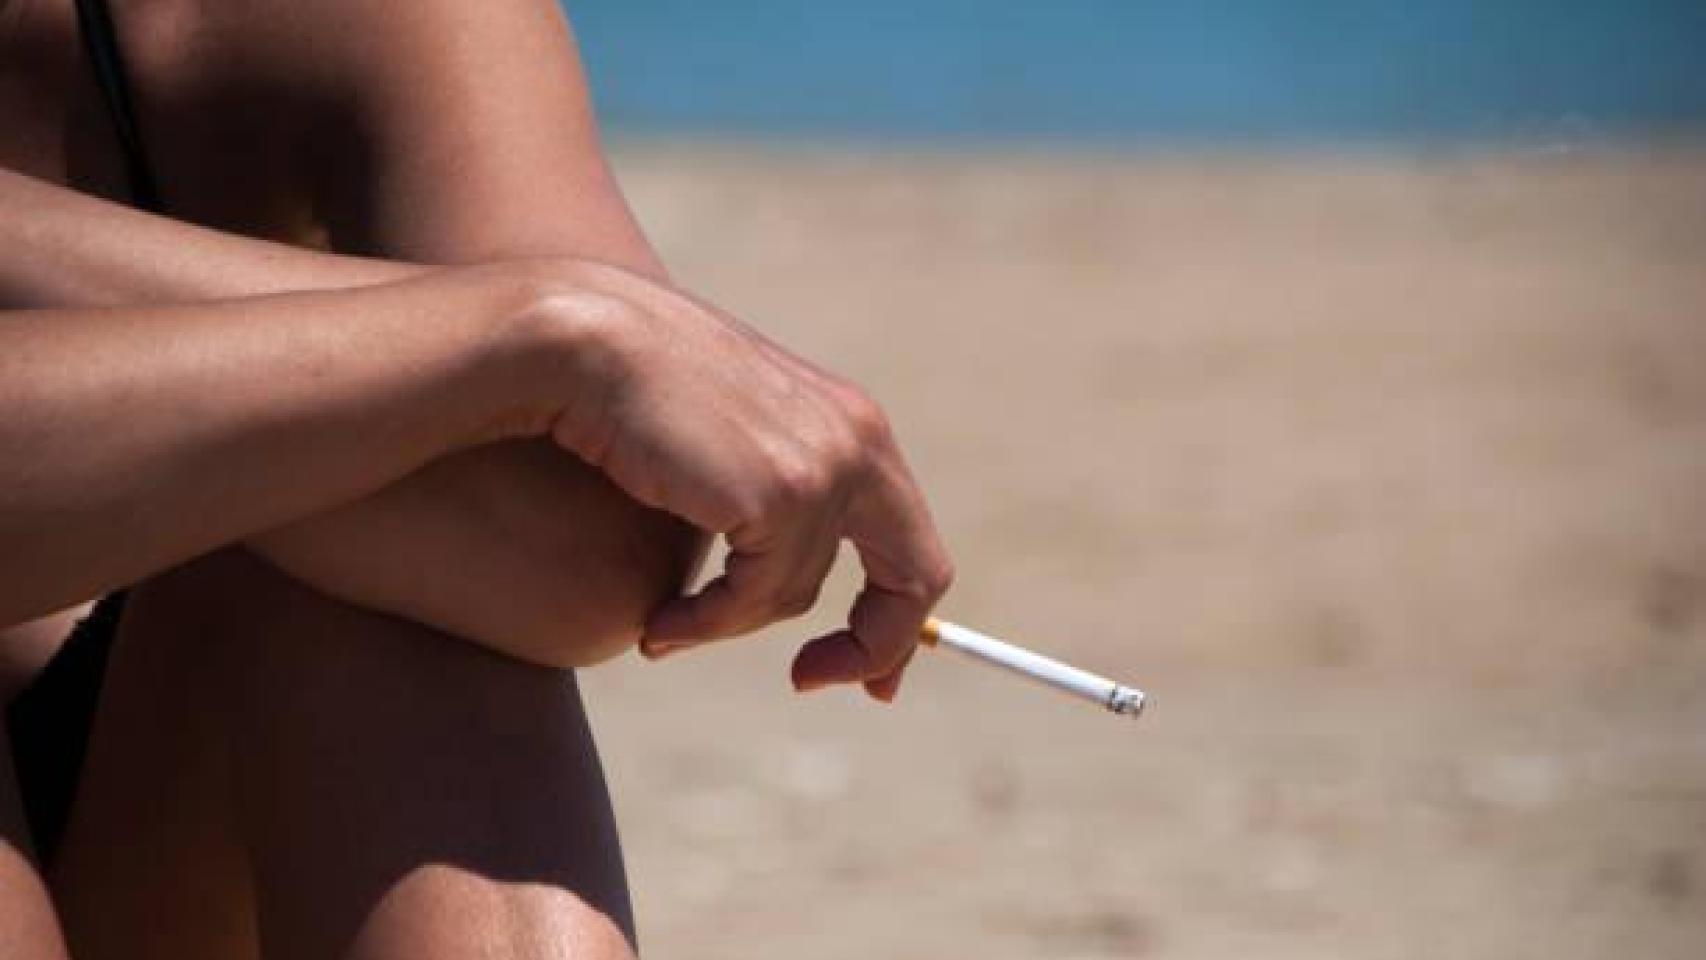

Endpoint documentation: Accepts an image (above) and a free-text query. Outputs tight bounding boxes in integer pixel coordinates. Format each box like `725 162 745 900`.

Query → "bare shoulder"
101 0 593 240
113 0 648 266
148 0 582 94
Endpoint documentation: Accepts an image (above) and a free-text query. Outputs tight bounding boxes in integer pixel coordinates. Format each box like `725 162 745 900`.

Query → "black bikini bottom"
6 592 125 865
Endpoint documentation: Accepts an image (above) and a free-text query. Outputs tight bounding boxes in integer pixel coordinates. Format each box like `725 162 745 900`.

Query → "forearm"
0 168 701 664
0 166 416 309
0 268 554 624
256 438 703 669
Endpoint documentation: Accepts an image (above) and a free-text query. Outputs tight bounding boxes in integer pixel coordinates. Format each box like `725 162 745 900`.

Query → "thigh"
52 548 636 960
47 561 259 960
1 723 73 960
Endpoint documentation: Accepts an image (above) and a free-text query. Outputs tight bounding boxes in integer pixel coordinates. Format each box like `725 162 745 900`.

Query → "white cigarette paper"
921 618 1147 721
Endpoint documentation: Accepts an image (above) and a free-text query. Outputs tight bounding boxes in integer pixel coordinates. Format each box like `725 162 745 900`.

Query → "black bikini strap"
73 0 163 212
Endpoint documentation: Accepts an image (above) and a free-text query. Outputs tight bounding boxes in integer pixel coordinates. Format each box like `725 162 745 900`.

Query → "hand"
536 261 955 701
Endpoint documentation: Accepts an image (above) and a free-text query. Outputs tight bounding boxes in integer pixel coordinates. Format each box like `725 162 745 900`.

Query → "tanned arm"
223 0 710 666
0 265 580 626
0 165 418 309
2 0 705 669
3 0 950 690
288 0 949 691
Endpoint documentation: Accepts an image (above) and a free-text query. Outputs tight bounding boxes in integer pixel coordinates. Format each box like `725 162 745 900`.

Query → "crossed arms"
0 0 951 691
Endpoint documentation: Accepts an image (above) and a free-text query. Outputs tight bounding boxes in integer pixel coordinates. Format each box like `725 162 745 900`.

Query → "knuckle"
837 385 893 446
720 490 767 531
769 454 832 506
896 555 956 604
808 438 861 496
823 421 866 474
867 639 913 675
892 577 933 605
706 592 765 636
926 556 957 597
774 584 821 619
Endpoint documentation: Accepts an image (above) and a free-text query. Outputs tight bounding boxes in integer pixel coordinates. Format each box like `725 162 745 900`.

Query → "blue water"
566 0 1706 144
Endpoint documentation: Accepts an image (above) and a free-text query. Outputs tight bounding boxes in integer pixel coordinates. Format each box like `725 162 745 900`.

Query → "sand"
577 142 1706 959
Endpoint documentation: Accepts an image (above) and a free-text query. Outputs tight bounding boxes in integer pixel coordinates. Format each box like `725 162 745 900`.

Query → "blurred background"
564 3 1706 957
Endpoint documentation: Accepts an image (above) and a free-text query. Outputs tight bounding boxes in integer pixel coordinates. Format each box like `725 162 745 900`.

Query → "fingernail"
642 641 687 660
793 677 831 693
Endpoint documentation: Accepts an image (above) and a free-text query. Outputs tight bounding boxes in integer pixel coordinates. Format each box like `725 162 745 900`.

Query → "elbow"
502 515 710 674
517 579 656 671
438 579 649 673
525 618 641 672
503 584 679 673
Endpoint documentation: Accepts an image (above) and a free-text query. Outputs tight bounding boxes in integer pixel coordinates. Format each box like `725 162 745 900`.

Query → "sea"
567 0 1706 146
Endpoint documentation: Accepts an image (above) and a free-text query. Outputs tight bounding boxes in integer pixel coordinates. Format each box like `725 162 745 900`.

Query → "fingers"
625 336 952 702
641 500 843 655
789 630 916 702
787 577 939 701
640 554 765 652
789 450 954 701
641 376 858 656
790 630 865 690
862 647 916 703
649 414 952 707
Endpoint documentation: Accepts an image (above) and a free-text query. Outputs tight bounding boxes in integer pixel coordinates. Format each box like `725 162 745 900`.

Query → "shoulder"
137 0 578 92
113 0 587 158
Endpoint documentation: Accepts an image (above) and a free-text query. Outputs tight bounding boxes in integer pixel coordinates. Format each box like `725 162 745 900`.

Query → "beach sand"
580 143 1706 959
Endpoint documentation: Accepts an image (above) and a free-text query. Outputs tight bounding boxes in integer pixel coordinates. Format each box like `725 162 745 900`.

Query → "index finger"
643 510 833 648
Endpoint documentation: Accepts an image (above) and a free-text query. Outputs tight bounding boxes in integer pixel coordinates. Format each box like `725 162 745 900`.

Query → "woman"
0 1 954 957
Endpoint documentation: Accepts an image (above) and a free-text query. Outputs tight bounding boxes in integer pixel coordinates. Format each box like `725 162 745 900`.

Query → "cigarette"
920 618 1147 721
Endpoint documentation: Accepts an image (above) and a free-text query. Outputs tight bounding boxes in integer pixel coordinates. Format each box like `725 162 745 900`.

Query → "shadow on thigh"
53 548 636 960
1 722 73 960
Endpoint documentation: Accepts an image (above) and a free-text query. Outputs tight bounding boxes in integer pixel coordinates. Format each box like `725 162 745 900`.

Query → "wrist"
471 259 641 452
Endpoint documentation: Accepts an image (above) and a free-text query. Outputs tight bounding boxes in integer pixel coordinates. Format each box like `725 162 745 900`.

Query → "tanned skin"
0 1 953 957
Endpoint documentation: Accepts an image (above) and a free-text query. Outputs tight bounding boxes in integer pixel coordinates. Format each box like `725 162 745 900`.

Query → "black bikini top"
73 0 163 212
